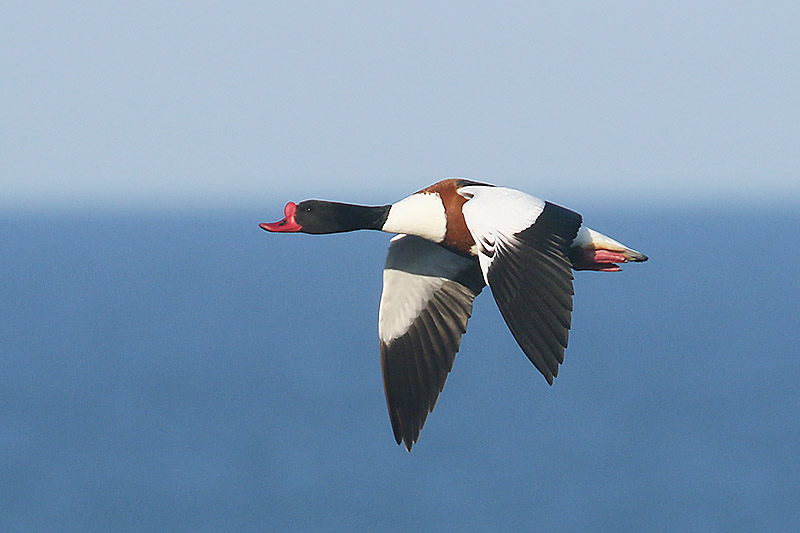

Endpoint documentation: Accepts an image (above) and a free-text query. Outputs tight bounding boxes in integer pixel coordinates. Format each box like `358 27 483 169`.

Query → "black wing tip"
391 429 414 452
537 363 557 385
389 417 419 452
400 428 419 452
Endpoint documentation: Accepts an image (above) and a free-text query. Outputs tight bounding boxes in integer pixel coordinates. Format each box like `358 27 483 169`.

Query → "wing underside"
378 235 484 451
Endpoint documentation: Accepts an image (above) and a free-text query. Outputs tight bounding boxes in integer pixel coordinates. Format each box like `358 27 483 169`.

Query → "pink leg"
571 249 628 272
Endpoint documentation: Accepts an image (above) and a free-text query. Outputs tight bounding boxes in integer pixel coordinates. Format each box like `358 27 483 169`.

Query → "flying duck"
260 178 647 450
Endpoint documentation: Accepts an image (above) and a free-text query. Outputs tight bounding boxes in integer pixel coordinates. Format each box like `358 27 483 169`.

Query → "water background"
2 206 799 530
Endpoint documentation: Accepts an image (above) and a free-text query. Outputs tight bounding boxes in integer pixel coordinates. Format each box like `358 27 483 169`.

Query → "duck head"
260 200 391 235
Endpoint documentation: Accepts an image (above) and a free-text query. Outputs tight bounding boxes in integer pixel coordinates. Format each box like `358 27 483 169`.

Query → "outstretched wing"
378 234 484 451
460 186 583 385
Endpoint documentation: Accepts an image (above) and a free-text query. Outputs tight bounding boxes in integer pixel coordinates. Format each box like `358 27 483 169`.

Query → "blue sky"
3 1 799 208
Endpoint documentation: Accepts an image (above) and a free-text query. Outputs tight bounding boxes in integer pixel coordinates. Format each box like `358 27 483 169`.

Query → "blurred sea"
2 206 799 531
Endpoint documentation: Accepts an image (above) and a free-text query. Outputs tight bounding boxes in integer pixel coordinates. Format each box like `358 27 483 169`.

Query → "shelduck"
260 178 647 450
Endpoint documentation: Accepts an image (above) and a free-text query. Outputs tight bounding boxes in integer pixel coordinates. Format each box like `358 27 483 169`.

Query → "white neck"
381 192 447 243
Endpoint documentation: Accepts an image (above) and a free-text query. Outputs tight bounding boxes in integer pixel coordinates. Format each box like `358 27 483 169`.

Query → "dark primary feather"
485 202 583 384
